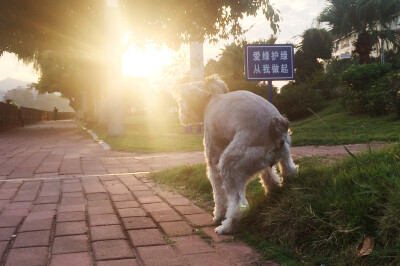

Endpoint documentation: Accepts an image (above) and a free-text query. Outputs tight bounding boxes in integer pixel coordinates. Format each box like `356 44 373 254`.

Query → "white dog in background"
173 75 298 234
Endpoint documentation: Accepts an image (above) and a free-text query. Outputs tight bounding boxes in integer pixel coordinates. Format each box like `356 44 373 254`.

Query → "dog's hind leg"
260 166 281 193
215 180 242 235
215 137 265 234
278 142 297 180
204 135 227 224
207 163 227 223
215 174 251 235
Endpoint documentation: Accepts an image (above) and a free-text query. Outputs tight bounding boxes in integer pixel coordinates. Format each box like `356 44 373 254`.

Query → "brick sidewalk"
0 121 277 266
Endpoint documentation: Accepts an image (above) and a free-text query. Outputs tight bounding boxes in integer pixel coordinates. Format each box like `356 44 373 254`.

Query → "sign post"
244 44 295 103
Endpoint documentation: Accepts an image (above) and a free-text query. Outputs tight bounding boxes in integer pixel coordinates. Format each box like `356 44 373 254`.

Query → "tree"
0 1 280 102
319 0 400 64
31 51 103 111
0 0 108 114
295 28 333 82
204 36 277 99
274 29 333 118
122 1 280 48
204 36 277 80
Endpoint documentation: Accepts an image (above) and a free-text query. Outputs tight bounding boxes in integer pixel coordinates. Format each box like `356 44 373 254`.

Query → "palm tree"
319 0 400 64
295 28 333 82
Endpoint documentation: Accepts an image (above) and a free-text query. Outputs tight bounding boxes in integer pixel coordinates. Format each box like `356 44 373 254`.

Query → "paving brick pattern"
0 121 280 265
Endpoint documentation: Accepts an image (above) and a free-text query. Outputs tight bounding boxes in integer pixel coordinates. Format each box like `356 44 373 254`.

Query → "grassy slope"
149 144 400 265
92 100 400 153
290 100 400 146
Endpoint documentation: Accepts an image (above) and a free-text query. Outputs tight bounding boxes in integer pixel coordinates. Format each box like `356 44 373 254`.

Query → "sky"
0 0 326 83
204 0 325 59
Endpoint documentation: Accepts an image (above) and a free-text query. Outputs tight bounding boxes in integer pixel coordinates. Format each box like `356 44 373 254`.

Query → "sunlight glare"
122 43 173 79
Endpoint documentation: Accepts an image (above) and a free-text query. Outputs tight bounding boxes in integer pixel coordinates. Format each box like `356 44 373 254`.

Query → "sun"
121 43 173 79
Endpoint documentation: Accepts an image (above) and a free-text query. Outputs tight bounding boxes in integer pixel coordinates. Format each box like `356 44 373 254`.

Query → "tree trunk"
354 31 372 64
190 42 204 82
104 0 125 136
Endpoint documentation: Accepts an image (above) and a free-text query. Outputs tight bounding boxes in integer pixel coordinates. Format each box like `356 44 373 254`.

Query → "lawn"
290 100 400 146
92 100 400 153
93 112 204 153
149 144 400 265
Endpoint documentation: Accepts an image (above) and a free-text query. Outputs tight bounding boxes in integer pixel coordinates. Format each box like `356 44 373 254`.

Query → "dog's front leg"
278 142 298 180
215 191 240 235
260 166 281 193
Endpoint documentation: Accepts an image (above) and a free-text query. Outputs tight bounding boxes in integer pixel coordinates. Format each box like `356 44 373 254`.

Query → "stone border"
81 127 111 151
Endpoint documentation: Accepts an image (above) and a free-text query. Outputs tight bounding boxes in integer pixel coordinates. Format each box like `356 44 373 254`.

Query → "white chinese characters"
248 46 292 78
253 51 261 61
281 64 288 74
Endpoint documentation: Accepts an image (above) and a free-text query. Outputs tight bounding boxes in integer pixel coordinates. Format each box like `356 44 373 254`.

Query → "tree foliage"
204 36 277 99
274 28 333 119
32 51 104 110
318 0 400 64
295 28 333 82
123 0 280 48
0 0 280 110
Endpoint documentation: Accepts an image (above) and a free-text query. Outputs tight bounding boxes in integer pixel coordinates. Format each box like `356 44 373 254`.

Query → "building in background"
332 17 400 59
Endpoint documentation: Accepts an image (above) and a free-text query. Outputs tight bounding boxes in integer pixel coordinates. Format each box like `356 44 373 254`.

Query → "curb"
82 126 111 150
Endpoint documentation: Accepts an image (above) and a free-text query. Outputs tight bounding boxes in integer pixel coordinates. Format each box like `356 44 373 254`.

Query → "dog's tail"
269 116 290 149
204 74 229 95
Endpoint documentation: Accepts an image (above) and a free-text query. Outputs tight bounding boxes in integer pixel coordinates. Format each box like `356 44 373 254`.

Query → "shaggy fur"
173 75 297 234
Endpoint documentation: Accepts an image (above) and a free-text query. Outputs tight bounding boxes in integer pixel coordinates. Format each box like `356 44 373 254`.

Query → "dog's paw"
214 220 235 235
214 225 226 235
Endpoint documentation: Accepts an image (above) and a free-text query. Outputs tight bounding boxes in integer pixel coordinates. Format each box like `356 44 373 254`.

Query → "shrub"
341 63 392 92
275 82 325 120
308 71 343 99
386 72 400 118
341 64 394 115
296 57 359 101
383 49 400 70
326 57 358 75
397 91 400 117
225 78 277 100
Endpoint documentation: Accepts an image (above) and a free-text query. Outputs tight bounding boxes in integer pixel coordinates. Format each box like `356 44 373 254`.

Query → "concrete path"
0 120 279 266
0 120 386 266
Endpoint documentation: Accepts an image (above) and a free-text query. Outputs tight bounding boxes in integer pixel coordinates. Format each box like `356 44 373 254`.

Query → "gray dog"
173 75 297 234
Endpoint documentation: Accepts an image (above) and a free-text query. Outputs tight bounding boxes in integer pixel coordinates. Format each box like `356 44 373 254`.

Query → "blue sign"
245 44 295 81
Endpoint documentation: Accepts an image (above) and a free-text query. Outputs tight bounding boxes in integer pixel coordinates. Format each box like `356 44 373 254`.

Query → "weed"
163 235 175 246
194 229 214 244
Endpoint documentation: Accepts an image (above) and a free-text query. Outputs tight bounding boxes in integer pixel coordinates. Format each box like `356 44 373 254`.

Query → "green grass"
290 100 400 146
149 144 400 265
92 100 400 153
150 164 214 213
93 112 204 153
149 163 268 213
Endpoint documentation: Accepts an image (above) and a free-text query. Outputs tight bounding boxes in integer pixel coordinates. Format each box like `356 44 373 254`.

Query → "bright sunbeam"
122 43 174 79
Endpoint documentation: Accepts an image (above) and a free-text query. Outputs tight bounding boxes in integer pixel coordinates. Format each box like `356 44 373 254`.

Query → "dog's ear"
269 116 290 149
205 75 229 94
178 83 211 106
173 83 212 125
